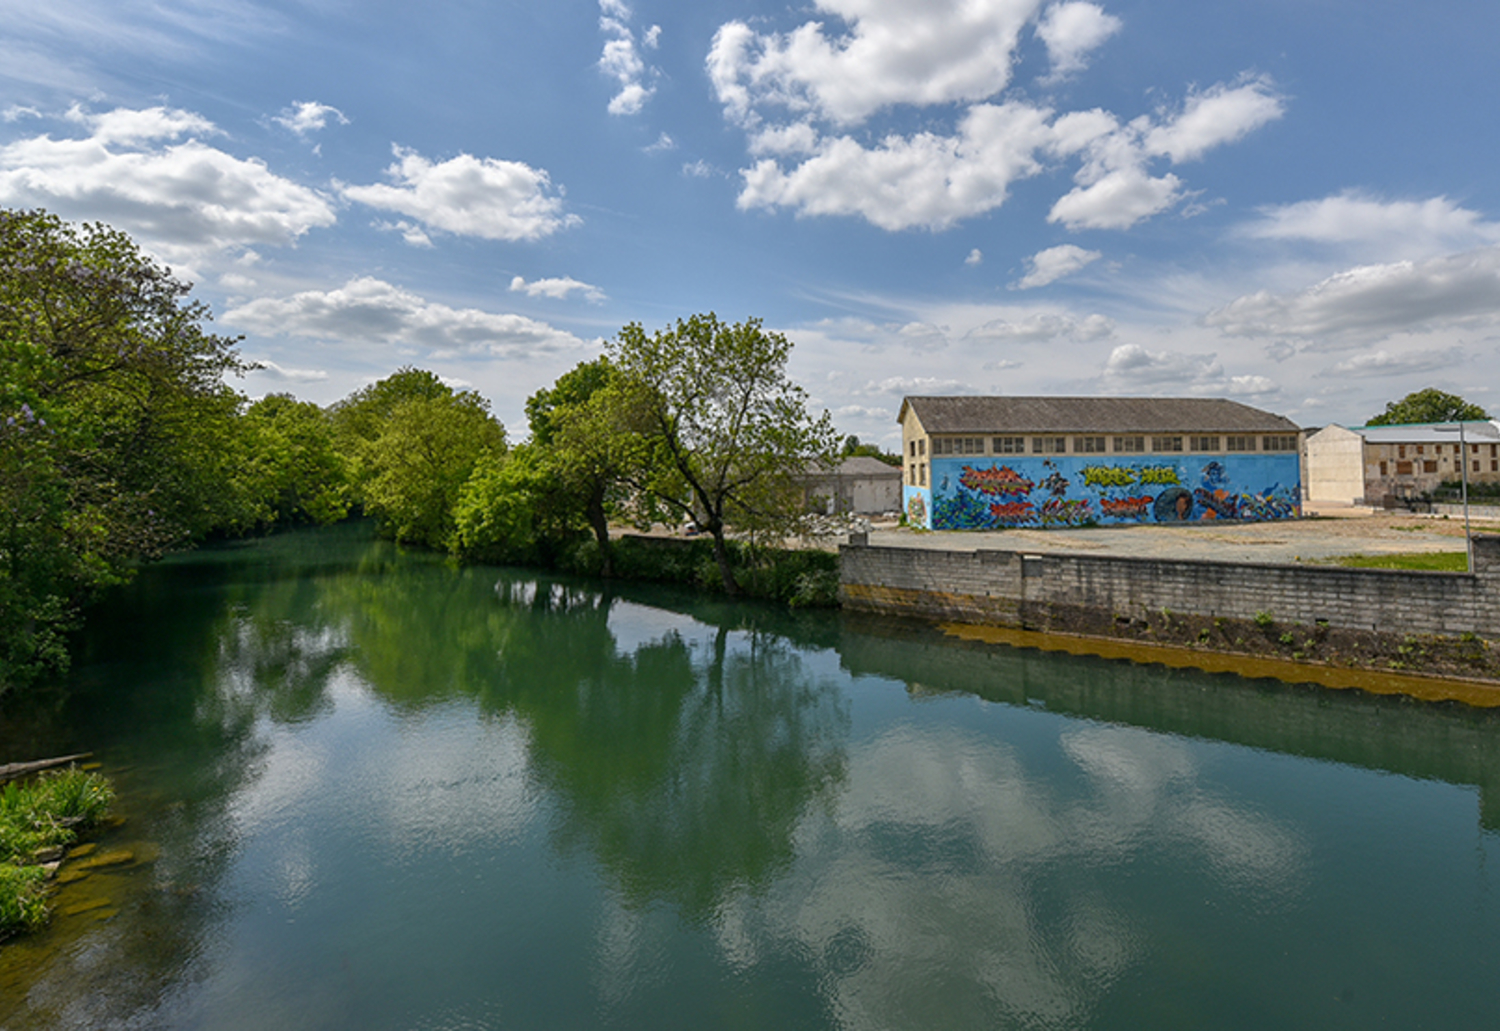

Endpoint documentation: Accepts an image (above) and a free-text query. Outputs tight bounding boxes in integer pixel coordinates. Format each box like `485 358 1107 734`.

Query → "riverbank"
0 765 114 938
840 533 1500 691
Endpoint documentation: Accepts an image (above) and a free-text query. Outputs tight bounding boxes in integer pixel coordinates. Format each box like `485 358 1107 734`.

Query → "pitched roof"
1344 420 1500 443
898 396 1301 434
803 456 903 477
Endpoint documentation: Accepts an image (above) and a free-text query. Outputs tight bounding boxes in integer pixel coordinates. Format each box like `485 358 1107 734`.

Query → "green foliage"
453 445 581 564
331 370 506 549
607 313 839 593
0 768 113 935
605 537 840 606
234 394 350 528
1254 610 1275 627
840 434 901 466
1366 388 1490 426
1 209 251 689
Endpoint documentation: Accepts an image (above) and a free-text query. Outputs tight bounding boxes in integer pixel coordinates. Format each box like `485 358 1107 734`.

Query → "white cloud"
273 101 348 137
373 220 434 248
509 275 606 303
340 146 580 242
1015 243 1100 288
246 359 330 384
0 105 335 261
737 101 1053 231
1143 77 1284 163
1102 342 1266 395
967 312 1113 342
1325 347 1466 378
598 1 659 116
861 375 980 396
224 276 589 358
1036 2 1122 81
709 3 1280 234
708 0 1043 128
682 159 717 178
644 132 676 153
1204 247 1500 341
1241 192 1500 259
965 248 984 266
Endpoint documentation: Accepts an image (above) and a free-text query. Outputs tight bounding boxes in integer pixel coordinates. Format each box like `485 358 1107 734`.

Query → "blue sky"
3 0 1498 446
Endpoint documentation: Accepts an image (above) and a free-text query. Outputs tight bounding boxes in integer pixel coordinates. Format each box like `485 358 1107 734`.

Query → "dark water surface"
3 523 1498 1030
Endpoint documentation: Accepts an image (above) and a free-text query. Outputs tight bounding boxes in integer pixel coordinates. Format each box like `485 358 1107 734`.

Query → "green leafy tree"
235 394 349 528
840 434 901 466
329 366 453 506
607 313 838 594
358 391 506 548
0 209 249 688
1366 388 1491 426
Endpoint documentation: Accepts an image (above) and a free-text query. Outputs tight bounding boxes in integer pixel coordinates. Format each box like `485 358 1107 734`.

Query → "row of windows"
1390 443 1500 458
912 433 1297 458
1382 459 1500 476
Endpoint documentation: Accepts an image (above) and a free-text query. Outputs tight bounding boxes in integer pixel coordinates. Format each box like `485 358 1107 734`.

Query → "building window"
919 439 926 456
920 463 927 486
909 441 916 458
1424 461 1438 474
963 436 983 455
1190 435 1220 452
1152 435 1183 452
1492 460 1498 472
1114 435 1145 453
1416 445 1425 455
1476 460 1482 474
993 436 1025 454
1225 435 1256 452
1396 461 1413 475
1075 435 1106 453
1032 436 1067 454
1262 435 1298 452
1379 461 1388 476
933 438 950 455
1398 445 1406 458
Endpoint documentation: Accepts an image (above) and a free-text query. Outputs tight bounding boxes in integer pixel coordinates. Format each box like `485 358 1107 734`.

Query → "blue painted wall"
917 454 1299 530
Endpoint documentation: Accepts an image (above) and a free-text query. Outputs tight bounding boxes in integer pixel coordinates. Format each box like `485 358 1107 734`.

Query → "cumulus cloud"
223 277 589 358
247 359 330 383
273 101 348 137
1102 343 1280 396
1325 347 1466 378
968 311 1113 342
644 132 676 153
1015 244 1101 288
509 275 606 303
1036 2 1122 81
709 3 1282 233
1204 247 1500 341
966 248 984 266
1241 192 1500 258
0 104 335 261
340 146 580 242
598 1 660 115
373 219 434 248
861 376 980 396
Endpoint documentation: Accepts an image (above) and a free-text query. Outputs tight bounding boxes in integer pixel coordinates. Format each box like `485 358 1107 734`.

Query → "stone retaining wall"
839 534 1500 640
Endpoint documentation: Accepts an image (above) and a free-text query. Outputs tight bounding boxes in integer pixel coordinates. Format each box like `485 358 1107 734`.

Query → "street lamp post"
1435 422 1475 573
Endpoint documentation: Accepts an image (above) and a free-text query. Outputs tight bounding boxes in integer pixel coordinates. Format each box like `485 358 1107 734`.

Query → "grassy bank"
1327 552 1469 571
553 534 841 607
0 768 113 936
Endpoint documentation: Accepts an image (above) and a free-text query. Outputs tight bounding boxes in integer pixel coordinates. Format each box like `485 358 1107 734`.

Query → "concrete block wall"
840 534 1500 639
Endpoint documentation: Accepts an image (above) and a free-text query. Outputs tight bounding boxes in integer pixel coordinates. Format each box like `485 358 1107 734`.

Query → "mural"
903 487 931 528
925 454 1299 531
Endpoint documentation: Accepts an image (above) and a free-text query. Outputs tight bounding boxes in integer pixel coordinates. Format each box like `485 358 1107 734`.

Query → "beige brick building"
1304 422 1500 506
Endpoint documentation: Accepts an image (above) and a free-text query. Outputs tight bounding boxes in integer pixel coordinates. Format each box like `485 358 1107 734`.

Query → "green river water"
2 522 1498 1030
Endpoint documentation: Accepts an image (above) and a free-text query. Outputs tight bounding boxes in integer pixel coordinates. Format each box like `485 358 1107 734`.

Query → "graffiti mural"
926 453 1300 530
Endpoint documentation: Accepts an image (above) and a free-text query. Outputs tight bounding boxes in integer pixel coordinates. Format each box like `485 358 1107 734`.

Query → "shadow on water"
2 522 1499 1029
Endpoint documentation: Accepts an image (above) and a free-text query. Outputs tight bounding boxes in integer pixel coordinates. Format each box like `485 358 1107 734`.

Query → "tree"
1366 388 1491 426
234 394 349 528
607 313 837 594
1 208 250 688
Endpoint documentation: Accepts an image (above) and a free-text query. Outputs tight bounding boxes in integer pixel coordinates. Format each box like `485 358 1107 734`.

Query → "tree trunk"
708 525 739 595
586 487 612 578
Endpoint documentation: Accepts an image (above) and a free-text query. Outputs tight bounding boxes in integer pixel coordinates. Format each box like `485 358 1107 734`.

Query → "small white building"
1304 421 1500 506
800 456 903 515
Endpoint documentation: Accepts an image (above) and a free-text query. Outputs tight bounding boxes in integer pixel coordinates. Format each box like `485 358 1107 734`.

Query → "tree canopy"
1366 388 1491 426
607 313 837 593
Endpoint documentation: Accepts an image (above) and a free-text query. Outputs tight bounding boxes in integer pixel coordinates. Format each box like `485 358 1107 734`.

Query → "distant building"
1304 421 1500 506
898 396 1302 530
800 456 903 515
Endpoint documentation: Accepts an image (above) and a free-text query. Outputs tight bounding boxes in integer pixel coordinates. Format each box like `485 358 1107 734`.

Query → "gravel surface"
862 512 1498 565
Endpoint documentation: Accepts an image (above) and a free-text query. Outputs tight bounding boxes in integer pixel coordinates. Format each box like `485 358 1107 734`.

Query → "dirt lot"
863 510 1499 565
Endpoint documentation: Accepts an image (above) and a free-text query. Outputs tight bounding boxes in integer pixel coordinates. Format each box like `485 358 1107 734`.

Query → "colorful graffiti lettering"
1040 470 1070 496
988 500 1036 524
1100 495 1153 519
1082 465 1136 488
1137 465 1183 486
959 464 1034 497
1040 497 1093 526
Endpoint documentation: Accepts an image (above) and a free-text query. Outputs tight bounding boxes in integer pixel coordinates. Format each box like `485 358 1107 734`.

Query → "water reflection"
1 524 1497 1030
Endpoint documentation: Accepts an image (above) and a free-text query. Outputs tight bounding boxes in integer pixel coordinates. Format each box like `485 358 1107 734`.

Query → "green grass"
0 768 114 936
1330 551 1469 571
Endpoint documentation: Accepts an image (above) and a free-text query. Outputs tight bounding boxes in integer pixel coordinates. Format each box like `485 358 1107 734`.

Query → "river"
2 522 1497 1029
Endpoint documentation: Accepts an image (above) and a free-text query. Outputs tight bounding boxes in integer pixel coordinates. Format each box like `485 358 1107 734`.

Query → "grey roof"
900 396 1301 435
804 456 903 477
1345 420 1500 443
